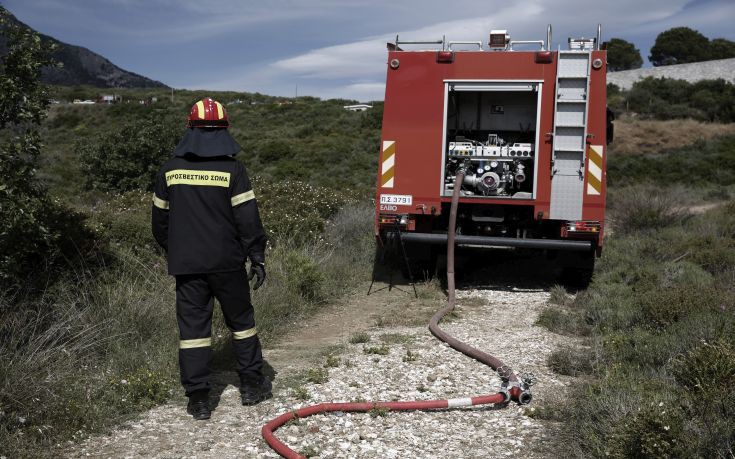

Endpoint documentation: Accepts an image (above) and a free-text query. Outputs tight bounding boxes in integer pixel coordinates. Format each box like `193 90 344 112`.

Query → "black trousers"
175 270 264 395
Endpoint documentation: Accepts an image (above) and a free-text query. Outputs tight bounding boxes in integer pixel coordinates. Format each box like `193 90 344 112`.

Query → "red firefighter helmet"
187 97 229 128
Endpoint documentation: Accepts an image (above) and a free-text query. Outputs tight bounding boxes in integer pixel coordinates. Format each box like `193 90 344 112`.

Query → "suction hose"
261 171 532 458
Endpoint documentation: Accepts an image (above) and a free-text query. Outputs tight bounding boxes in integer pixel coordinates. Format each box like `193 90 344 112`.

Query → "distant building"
73 99 96 105
139 97 158 105
98 94 122 104
343 104 373 112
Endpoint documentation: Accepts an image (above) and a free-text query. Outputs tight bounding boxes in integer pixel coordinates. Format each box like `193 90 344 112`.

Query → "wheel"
561 266 593 288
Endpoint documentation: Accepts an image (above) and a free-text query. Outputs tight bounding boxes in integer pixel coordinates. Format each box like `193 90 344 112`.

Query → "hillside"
0 8 166 88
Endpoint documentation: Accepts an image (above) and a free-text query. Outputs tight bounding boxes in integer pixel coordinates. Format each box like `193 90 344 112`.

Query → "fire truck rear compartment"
444 88 538 199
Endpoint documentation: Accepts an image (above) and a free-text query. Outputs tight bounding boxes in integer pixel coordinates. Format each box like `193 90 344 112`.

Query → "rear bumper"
389 232 593 252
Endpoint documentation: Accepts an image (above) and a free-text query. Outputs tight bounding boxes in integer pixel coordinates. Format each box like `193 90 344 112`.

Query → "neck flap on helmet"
173 128 242 158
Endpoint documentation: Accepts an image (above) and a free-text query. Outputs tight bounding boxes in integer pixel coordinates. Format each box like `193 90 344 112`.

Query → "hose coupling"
503 379 533 405
521 372 537 387
498 387 511 403
518 389 533 405
496 365 513 382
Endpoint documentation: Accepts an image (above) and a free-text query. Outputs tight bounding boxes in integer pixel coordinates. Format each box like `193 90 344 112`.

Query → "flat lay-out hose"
262 171 532 458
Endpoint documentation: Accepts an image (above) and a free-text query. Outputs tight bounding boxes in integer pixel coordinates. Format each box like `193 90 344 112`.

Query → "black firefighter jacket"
151 155 266 275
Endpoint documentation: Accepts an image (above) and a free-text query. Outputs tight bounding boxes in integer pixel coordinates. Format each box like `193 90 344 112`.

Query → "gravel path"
69 283 575 458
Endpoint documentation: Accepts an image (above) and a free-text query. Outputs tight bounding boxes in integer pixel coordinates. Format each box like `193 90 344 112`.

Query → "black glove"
248 262 266 290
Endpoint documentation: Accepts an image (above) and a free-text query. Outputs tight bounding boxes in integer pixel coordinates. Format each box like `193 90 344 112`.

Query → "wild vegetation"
3 11 735 457
609 77 735 123
0 16 380 457
536 132 735 456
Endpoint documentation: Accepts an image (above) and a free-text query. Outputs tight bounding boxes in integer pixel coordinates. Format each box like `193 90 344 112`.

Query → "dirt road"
69 256 577 458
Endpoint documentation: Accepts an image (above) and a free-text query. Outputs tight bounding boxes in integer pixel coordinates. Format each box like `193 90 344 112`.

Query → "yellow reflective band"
152 194 169 210
196 100 205 119
165 169 230 187
381 140 396 188
232 327 257 340
215 101 224 120
231 190 255 206
179 337 212 349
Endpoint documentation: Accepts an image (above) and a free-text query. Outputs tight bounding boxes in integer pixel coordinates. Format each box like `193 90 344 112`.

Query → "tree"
0 7 90 290
79 115 181 192
709 38 735 60
649 27 710 66
0 7 56 287
603 38 643 71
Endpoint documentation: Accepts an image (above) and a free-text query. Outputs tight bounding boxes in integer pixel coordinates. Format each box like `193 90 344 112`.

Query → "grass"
324 354 340 368
300 445 319 458
368 406 390 418
0 252 178 457
363 344 390 356
292 386 309 401
607 134 735 189
348 332 371 344
547 285 572 306
0 201 376 457
546 346 595 377
378 333 413 344
608 117 735 156
537 194 735 458
402 348 420 363
305 368 329 384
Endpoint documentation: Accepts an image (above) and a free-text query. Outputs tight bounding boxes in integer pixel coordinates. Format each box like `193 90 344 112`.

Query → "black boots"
185 378 271 419
241 376 273 406
186 390 211 420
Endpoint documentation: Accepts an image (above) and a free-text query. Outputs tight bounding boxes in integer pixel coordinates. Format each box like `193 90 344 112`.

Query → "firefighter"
151 97 272 420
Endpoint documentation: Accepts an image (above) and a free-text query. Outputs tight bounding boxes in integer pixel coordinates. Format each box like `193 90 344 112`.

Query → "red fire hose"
261 171 532 458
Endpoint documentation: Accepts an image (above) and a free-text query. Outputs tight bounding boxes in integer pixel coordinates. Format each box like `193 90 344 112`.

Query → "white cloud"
15 0 733 99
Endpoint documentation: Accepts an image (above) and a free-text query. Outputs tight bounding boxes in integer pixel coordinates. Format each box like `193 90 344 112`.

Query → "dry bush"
609 185 690 234
609 118 735 156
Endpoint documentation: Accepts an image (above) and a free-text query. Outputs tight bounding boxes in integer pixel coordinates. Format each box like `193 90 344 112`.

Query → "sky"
3 0 734 101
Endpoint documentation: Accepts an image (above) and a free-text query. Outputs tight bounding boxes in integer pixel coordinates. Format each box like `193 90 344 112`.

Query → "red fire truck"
374 26 611 283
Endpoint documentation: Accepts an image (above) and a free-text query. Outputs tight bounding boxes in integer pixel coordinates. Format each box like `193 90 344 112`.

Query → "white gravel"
68 286 574 458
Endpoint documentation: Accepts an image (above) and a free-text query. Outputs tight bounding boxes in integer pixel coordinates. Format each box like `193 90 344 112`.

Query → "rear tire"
561 266 593 289
559 250 595 289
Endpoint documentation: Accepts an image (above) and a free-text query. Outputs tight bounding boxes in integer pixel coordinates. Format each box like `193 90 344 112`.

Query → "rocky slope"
0 9 167 88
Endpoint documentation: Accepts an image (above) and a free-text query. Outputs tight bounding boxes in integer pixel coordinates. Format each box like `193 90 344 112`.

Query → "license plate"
379 194 412 205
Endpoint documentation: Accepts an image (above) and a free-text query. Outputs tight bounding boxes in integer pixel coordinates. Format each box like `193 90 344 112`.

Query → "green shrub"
305 367 329 384
364 344 390 355
254 178 354 244
608 135 735 188
79 115 181 192
607 404 689 459
280 248 326 301
609 185 689 234
671 340 735 455
611 77 735 122
536 306 589 336
547 347 595 376
671 340 735 396
0 140 93 290
538 192 735 458
637 262 720 329
0 253 178 456
349 332 371 344
109 368 171 409
548 284 572 306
